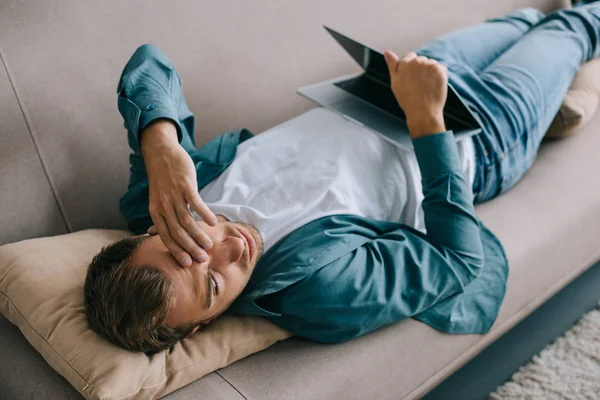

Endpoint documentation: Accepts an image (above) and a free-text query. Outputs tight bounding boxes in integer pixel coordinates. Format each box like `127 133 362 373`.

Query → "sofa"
2 0 600 399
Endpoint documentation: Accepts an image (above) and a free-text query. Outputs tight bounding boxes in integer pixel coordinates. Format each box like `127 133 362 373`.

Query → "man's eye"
210 270 217 297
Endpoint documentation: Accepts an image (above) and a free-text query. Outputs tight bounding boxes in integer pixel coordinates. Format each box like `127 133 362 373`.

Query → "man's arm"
264 52 486 343
272 128 486 343
385 50 483 261
117 44 217 266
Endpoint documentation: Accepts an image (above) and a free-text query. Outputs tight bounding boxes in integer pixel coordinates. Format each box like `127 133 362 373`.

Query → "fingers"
150 193 211 267
400 53 442 66
398 53 447 78
163 205 208 265
384 50 400 75
386 51 445 71
390 50 441 76
187 191 217 227
385 51 424 78
153 213 193 267
175 201 213 251
401 52 418 63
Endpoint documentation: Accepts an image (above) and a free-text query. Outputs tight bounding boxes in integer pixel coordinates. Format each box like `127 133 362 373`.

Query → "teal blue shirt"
118 44 509 343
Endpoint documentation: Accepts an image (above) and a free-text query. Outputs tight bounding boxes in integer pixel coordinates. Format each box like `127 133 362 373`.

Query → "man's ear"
185 326 200 338
184 319 213 338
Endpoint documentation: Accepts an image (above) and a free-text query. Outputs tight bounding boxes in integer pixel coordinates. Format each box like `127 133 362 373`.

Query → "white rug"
489 301 600 400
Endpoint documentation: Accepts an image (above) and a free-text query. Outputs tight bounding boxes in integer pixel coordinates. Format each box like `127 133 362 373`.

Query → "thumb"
384 50 399 76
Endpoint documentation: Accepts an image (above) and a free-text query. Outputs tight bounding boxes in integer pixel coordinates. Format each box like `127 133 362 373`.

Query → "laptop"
297 26 482 151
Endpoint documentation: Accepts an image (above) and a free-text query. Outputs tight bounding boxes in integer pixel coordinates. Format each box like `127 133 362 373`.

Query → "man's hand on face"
140 119 217 267
384 50 448 139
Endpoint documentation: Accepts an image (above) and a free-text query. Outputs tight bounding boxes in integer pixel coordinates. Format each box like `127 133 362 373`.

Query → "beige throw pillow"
0 229 293 400
546 57 600 138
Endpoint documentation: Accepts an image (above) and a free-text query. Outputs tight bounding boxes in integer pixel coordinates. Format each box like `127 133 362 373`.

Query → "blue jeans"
415 4 600 203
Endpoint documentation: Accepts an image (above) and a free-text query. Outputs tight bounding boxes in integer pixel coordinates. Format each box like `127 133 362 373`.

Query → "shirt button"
131 111 136 118
499 153 505 160
145 104 155 111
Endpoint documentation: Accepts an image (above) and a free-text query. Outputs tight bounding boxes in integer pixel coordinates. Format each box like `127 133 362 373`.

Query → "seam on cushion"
0 290 89 386
405 250 600 400
0 42 71 233
215 371 248 400
115 336 288 399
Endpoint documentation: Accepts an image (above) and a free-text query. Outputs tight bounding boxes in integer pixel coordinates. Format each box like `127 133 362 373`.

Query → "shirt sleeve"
116 44 184 154
412 131 484 265
271 132 486 343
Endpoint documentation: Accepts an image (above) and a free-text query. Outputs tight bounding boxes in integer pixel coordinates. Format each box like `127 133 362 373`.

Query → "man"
84 4 600 353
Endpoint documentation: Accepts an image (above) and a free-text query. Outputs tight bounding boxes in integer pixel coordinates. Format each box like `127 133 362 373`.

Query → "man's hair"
83 236 203 354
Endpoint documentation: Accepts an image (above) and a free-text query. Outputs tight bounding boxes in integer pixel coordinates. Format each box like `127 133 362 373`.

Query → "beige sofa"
2 0 600 399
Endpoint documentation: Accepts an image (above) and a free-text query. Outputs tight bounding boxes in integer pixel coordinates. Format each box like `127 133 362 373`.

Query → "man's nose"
221 233 245 264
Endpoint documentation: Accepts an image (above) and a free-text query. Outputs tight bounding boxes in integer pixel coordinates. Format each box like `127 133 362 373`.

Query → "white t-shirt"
199 108 476 253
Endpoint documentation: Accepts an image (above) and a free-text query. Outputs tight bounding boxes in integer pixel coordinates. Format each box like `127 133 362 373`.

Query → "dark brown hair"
83 236 202 354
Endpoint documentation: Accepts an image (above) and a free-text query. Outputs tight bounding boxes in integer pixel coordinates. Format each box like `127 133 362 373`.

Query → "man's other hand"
384 50 448 139
140 119 217 267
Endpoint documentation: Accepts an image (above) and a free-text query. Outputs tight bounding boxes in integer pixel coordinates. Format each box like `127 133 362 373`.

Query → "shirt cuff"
137 98 183 145
412 131 462 179
118 92 184 153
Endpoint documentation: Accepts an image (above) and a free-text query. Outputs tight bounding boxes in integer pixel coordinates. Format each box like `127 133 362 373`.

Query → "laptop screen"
324 26 390 86
324 26 482 132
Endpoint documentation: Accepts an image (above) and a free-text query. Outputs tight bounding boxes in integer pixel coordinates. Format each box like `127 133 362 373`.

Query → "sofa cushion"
546 57 600 138
0 229 292 400
0 51 67 246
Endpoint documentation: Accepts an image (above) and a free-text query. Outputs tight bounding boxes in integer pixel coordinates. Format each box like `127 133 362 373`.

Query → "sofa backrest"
0 0 568 245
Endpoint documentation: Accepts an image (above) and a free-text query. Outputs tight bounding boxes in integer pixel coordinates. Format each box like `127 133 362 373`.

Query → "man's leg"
455 4 600 202
415 8 545 74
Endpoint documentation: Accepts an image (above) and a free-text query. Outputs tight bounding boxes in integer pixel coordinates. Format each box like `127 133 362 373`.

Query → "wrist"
140 119 179 155
407 113 446 139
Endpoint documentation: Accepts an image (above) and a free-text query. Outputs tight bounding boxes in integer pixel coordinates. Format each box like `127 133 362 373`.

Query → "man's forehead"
130 237 174 269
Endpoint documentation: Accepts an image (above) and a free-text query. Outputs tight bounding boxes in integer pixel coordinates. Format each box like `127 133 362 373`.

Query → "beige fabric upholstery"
0 230 292 400
5 0 598 399
0 54 66 245
547 57 600 138
0 0 569 237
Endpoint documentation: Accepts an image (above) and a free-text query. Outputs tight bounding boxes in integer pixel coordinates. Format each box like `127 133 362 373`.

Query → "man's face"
129 215 263 334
